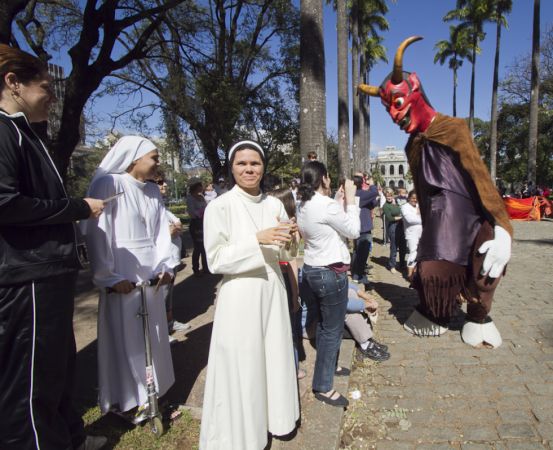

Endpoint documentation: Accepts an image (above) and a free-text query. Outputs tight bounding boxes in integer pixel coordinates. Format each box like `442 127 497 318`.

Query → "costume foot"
403 309 448 336
461 319 502 348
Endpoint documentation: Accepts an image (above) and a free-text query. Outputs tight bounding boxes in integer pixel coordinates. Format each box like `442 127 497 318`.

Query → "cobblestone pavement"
341 218 553 449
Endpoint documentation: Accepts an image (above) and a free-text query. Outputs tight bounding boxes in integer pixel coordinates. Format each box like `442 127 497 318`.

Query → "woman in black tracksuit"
0 44 104 450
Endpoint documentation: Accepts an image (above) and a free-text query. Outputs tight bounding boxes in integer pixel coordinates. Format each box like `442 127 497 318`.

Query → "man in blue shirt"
351 174 379 285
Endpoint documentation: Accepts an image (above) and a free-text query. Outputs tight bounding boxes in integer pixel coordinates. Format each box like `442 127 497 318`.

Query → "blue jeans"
351 231 372 279
301 265 348 393
387 221 406 270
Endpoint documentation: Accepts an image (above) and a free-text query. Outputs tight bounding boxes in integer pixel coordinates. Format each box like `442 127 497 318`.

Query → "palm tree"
489 0 512 185
300 0 326 162
351 0 360 170
352 0 388 172
360 36 387 172
336 0 350 177
434 25 474 117
444 0 493 135
528 0 540 184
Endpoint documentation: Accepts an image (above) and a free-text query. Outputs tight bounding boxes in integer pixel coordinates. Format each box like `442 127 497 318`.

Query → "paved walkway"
341 218 553 449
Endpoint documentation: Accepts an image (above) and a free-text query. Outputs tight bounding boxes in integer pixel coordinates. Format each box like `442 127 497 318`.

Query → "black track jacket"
0 110 91 286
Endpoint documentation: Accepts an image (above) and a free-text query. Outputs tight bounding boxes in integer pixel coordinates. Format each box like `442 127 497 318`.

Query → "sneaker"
172 320 191 332
77 435 108 450
368 338 388 352
389 268 398 274
169 335 178 345
358 342 390 362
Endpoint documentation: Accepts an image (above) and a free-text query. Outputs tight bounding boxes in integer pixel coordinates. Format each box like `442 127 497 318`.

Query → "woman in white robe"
200 141 300 450
85 136 177 417
400 190 423 280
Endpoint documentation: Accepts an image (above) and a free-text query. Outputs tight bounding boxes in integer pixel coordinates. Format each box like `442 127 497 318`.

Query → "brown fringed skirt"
412 221 504 323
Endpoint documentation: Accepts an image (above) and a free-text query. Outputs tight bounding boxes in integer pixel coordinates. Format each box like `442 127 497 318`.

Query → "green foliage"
66 146 108 198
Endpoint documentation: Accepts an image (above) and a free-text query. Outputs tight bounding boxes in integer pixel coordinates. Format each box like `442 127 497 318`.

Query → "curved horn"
392 36 423 84
357 84 380 97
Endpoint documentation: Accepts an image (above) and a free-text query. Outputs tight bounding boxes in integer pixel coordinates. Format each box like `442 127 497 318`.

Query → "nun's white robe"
86 173 176 413
199 185 299 450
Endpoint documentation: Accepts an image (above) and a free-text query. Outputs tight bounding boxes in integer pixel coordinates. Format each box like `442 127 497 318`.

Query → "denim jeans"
302 264 348 393
351 231 372 279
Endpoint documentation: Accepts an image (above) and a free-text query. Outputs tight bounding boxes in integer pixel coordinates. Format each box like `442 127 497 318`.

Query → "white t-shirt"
297 192 360 267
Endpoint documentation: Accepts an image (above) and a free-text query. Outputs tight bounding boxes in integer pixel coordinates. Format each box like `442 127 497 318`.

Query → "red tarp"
504 196 553 221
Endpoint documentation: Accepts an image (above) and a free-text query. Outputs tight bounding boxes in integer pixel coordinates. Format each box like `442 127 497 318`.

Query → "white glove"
477 225 511 278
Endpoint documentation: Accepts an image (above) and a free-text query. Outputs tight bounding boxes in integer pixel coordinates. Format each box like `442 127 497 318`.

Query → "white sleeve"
203 200 266 275
84 176 126 289
153 192 178 275
323 200 360 239
401 203 422 226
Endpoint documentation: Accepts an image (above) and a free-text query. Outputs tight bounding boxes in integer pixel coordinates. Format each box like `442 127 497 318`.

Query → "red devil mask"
358 36 436 135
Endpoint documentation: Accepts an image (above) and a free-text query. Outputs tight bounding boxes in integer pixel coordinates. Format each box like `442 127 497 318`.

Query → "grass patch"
82 405 200 449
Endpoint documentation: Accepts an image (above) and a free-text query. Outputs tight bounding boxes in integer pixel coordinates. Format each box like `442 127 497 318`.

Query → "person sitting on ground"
186 178 209 276
345 283 390 362
152 172 191 341
401 190 422 281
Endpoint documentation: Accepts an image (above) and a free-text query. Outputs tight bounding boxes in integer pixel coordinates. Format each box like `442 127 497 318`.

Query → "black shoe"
314 390 349 408
368 338 388 352
334 367 350 376
358 342 390 362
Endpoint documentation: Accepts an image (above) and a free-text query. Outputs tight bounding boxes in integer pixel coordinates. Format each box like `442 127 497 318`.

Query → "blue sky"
323 0 553 155
40 1 553 154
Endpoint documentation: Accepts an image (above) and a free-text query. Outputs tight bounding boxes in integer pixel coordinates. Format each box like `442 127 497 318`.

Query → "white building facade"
370 146 413 191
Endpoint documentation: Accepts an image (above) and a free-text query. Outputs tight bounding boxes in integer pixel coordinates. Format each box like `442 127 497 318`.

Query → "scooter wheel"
151 416 164 437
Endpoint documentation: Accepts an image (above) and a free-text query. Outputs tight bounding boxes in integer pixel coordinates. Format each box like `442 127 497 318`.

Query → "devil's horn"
392 36 423 84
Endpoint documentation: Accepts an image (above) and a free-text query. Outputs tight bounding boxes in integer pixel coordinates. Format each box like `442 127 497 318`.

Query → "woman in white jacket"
401 190 423 280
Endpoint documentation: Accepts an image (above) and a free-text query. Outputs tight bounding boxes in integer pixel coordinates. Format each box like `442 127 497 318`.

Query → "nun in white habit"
84 136 177 417
200 141 300 450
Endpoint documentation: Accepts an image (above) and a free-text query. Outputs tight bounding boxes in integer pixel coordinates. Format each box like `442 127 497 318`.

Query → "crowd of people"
1 39 513 450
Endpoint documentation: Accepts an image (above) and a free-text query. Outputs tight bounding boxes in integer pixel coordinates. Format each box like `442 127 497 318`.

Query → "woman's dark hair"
187 179 203 195
269 188 296 219
0 44 47 92
352 175 363 189
408 189 416 199
227 141 266 189
298 161 328 202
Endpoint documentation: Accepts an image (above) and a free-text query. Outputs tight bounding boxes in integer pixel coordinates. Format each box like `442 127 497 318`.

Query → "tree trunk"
528 0 540 185
453 66 457 117
469 34 476 135
50 66 103 178
300 0 326 163
351 0 360 170
336 0 349 178
360 70 371 172
0 0 29 44
489 15 502 186
358 53 366 172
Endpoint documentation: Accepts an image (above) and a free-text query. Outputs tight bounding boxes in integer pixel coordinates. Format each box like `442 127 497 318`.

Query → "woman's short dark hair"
227 140 266 188
0 44 47 92
269 188 296 219
298 161 328 202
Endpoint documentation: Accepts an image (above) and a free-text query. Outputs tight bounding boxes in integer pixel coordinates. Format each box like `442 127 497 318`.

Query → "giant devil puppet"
359 36 513 348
